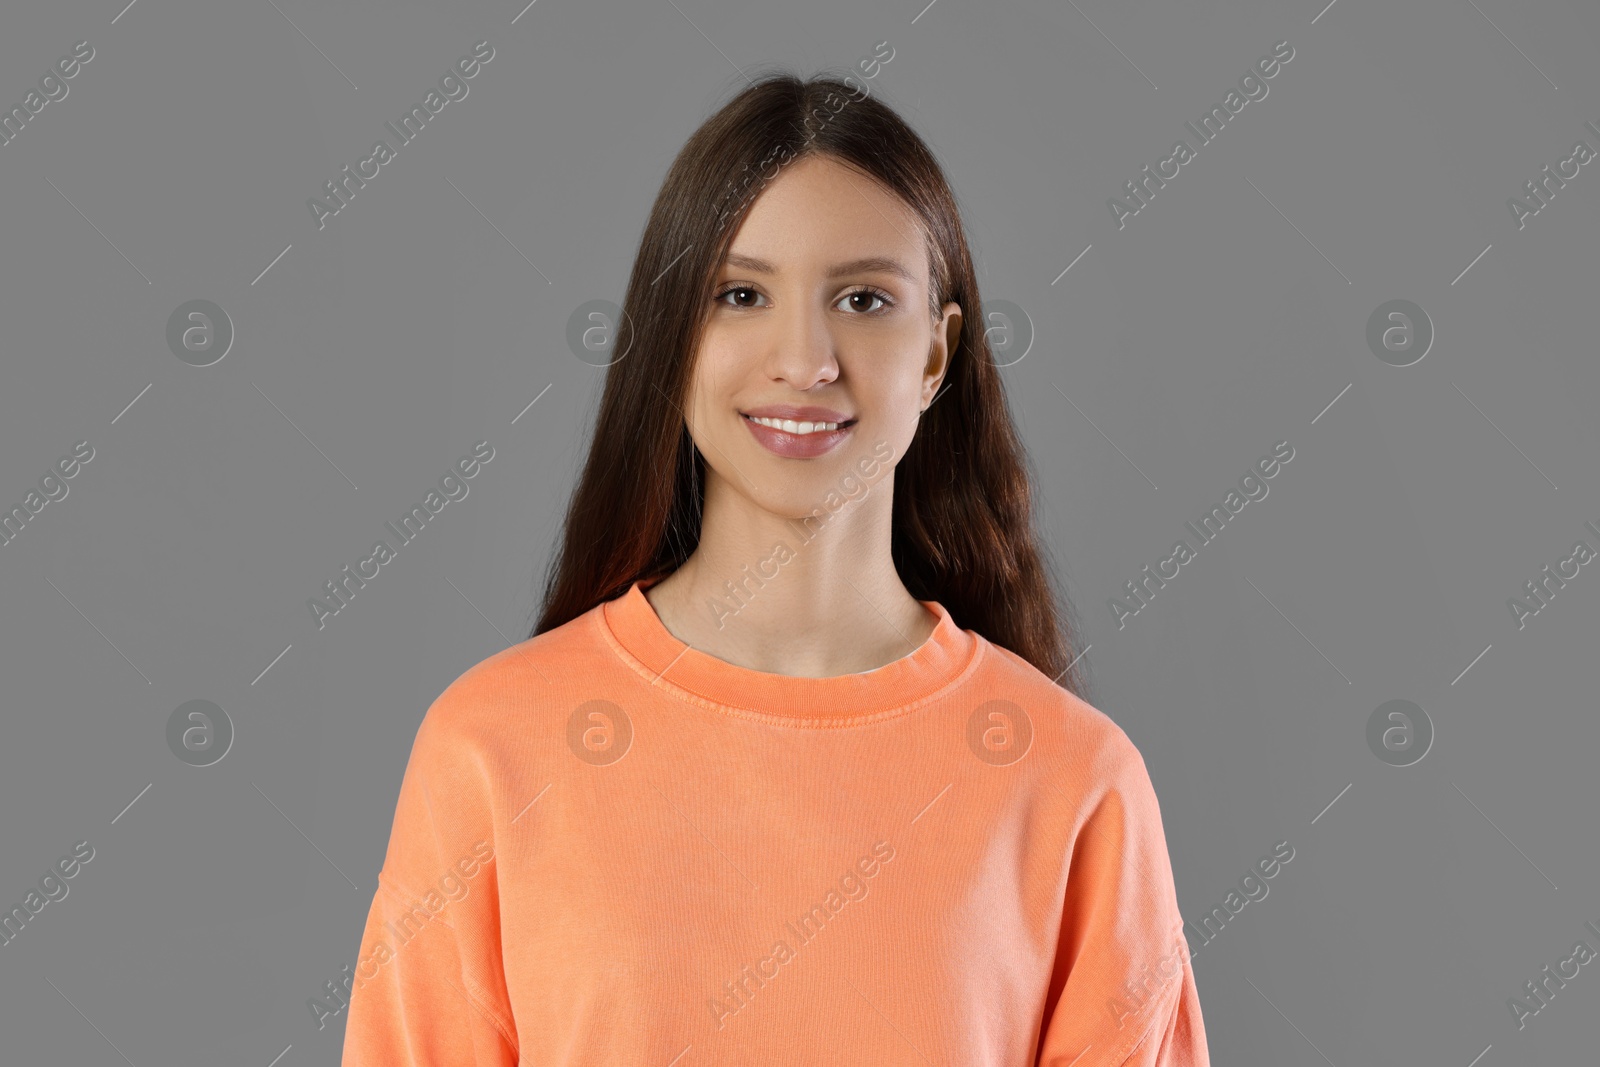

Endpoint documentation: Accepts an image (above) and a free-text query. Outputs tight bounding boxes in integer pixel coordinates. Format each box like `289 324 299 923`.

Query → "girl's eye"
714 285 768 309
836 287 893 314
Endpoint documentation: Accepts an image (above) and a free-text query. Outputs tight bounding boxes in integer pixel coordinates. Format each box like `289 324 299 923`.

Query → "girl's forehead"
739 154 905 219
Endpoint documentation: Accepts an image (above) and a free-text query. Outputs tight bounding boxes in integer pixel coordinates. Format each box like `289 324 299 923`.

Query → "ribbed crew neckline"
596 577 983 724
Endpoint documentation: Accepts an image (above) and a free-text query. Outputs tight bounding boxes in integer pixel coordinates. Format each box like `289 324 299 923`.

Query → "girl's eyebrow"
721 252 917 286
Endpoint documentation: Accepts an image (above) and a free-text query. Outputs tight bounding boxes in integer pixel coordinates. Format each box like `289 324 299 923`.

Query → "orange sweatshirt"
340 578 1209 1066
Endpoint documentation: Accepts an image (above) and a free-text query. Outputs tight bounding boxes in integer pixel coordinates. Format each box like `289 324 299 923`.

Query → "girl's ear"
924 302 962 405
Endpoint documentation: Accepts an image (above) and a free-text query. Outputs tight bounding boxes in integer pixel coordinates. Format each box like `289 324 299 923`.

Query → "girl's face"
684 152 962 513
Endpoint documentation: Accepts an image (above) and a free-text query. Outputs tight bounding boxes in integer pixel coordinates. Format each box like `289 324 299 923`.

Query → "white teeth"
748 416 844 434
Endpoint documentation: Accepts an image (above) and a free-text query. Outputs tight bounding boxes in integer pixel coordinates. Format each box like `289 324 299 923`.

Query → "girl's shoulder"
408 600 614 749
976 637 1135 739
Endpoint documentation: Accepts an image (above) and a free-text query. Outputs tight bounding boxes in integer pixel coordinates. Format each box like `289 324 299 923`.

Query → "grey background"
1 0 1597 1063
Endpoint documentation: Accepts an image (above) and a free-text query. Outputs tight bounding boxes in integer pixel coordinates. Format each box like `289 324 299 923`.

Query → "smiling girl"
342 72 1209 1067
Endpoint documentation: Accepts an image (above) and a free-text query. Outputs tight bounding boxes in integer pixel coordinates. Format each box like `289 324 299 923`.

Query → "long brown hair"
530 70 1091 701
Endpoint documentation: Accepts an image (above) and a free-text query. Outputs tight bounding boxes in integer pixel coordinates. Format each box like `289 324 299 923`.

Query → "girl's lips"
741 414 857 458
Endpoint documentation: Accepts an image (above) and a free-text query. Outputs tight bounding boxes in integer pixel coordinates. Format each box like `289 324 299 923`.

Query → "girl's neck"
642 561 936 678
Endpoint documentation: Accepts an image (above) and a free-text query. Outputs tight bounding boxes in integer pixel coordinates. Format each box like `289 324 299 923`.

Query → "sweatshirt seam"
1090 917 1189 1067
592 606 990 727
440 970 521 1057
1104 995 1171 1067
373 872 519 1050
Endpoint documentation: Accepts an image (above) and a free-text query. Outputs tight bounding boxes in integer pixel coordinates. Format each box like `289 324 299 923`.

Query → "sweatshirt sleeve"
340 695 518 1066
1035 732 1210 1067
